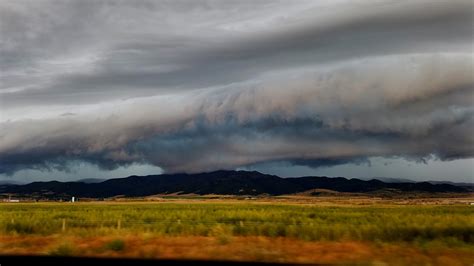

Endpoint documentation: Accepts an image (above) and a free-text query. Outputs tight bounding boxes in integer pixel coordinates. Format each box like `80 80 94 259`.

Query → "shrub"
49 243 75 256
5 222 37 234
105 239 125 251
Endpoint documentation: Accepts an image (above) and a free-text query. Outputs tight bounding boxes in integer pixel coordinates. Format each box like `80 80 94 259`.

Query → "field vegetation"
1 199 473 264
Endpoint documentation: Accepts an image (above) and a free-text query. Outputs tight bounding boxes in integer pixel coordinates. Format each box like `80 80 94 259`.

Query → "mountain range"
0 170 471 199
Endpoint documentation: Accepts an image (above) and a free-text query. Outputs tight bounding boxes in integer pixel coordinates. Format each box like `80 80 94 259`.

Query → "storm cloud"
1 0 473 176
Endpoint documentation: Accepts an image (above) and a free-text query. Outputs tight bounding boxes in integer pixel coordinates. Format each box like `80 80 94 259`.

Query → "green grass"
1 202 473 246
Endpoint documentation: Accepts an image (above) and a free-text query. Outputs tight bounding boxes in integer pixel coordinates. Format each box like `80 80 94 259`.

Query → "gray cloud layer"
0 0 473 175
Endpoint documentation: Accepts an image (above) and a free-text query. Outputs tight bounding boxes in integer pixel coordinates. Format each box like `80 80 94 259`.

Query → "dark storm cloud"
2 0 472 106
0 0 473 175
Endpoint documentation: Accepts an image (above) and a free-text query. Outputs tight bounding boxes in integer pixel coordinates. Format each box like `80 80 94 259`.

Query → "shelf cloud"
1 0 473 177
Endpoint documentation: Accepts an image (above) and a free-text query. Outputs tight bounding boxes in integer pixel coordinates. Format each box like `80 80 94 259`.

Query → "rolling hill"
0 170 470 199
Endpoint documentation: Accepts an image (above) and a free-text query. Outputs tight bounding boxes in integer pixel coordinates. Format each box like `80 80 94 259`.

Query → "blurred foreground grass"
0 201 473 264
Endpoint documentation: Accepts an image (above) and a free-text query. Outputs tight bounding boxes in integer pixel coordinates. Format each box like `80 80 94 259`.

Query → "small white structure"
71 196 75 203
3 199 19 202
4 195 19 202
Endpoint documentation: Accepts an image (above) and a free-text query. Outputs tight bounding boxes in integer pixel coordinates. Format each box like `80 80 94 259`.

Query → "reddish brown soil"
1 234 473 265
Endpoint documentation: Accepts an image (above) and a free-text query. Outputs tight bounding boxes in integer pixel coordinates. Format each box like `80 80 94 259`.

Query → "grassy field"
1 198 473 264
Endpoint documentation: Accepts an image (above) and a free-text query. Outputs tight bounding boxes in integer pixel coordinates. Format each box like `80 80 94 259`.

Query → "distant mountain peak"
75 178 106 184
0 170 469 199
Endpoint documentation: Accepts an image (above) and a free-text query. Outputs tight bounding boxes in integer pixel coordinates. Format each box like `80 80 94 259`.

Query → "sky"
0 0 473 183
